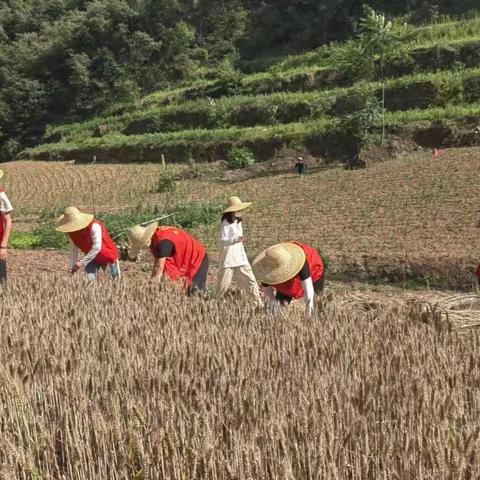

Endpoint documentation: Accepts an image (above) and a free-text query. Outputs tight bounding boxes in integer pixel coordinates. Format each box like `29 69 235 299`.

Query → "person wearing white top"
217 196 262 306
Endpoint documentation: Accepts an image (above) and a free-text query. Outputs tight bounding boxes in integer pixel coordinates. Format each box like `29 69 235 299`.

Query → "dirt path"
8 249 147 279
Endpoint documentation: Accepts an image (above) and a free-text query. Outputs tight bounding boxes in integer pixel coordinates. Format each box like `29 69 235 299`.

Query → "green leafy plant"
32 224 70 249
339 89 382 146
9 231 41 249
334 7 415 143
227 146 256 169
156 172 178 193
171 201 221 229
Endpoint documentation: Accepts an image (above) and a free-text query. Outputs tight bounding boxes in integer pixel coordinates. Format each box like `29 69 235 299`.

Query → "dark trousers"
0 260 6 285
275 275 324 304
188 254 209 294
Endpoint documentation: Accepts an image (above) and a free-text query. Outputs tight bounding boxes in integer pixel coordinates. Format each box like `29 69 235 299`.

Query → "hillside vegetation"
21 11 480 165
1 1 479 161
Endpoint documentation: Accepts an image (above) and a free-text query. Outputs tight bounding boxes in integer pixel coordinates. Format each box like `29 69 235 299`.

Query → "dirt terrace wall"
30 131 357 164
333 254 479 291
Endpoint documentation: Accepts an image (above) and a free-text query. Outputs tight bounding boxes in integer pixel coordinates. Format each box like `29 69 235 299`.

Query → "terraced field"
20 15 480 165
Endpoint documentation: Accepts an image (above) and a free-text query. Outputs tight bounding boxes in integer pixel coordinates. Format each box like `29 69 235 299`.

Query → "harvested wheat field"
1 277 480 479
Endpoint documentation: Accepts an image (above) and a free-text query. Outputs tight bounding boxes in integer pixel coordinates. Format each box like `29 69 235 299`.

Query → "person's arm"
262 284 283 316
263 285 276 302
152 257 166 279
0 192 13 261
69 238 79 271
151 240 174 279
219 222 242 247
298 260 314 316
301 277 315 316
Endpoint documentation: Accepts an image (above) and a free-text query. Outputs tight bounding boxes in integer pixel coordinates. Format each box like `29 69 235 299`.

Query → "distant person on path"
217 196 262 306
0 169 13 285
294 156 306 176
253 241 324 316
55 207 120 280
128 224 209 294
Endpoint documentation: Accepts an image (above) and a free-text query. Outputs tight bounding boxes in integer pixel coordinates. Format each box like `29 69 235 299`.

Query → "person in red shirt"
55 207 120 280
0 169 13 285
252 241 325 316
128 223 209 294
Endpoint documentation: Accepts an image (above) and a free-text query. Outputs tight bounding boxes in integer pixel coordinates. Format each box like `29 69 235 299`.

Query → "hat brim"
252 242 306 285
55 213 94 233
223 201 252 213
129 222 158 259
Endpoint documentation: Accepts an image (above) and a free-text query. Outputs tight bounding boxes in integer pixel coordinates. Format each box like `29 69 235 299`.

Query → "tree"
359 7 414 143
333 7 414 144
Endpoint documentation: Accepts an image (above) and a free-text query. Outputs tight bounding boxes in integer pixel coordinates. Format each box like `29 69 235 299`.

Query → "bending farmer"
252 241 324 316
55 207 120 280
217 196 262 306
128 224 209 294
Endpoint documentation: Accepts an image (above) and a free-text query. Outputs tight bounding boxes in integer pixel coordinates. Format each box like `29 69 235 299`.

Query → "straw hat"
128 222 159 258
223 196 252 213
55 207 94 233
252 242 306 285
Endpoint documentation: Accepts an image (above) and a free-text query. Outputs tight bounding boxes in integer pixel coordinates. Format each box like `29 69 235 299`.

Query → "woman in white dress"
217 196 262 306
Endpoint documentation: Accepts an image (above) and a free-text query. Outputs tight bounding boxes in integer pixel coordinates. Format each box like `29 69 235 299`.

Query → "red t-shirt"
150 226 206 285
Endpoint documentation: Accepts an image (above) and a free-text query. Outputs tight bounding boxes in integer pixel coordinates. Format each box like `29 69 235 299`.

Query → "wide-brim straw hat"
128 222 159 258
252 242 306 285
55 207 94 233
223 196 252 213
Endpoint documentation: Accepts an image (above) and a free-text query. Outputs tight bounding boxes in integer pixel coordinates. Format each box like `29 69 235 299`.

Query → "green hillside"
19 12 480 165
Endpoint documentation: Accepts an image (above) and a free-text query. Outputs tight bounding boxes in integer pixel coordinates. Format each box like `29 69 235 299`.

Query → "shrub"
0 138 22 162
33 224 70 249
9 231 41 249
156 172 177 193
171 201 221 229
227 146 256 169
338 92 382 148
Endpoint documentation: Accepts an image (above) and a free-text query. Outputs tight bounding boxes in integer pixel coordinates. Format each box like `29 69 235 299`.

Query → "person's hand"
70 261 82 274
0 247 7 260
239 236 245 243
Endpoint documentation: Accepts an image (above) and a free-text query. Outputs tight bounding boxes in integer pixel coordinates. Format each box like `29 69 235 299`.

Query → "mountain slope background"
1 0 479 160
